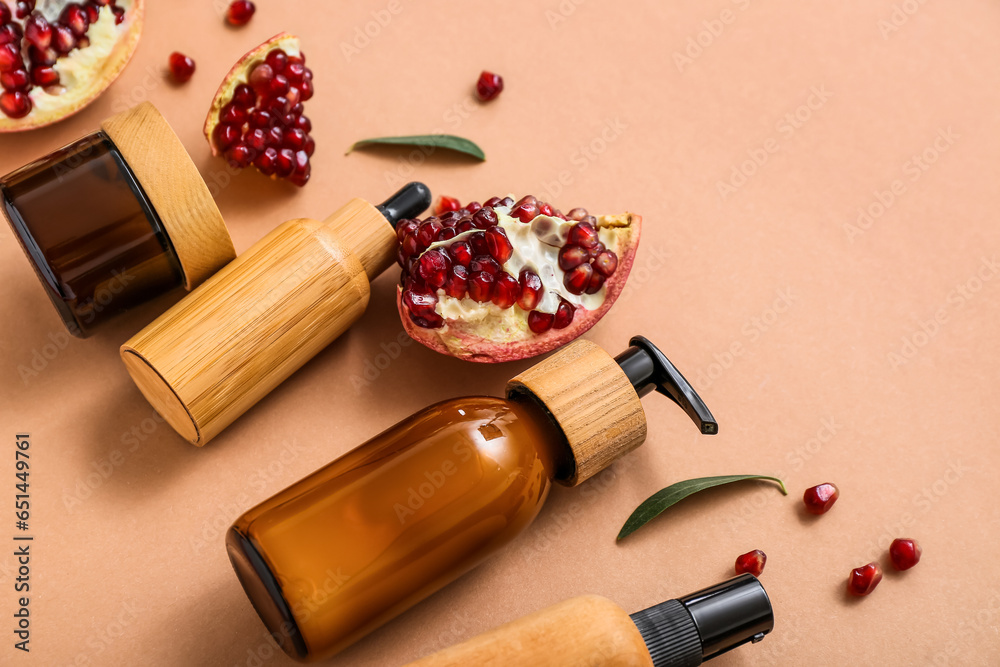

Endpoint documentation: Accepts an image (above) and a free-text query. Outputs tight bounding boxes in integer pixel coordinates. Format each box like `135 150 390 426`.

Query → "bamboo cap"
507 339 646 486
101 102 235 290
507 336 719 486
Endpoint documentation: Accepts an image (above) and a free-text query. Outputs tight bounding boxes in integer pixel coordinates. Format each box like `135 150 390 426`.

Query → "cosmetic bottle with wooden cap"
1 102 235 337
120 182 431 446
405 574 774 667
226 335 718 662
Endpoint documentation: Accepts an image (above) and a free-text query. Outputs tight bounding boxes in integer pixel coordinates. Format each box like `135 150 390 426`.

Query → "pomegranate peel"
396 197 641 363
0 0 143 132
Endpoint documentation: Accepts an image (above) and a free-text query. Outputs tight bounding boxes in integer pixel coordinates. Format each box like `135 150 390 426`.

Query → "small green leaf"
617 474 787 541
347 134 486 161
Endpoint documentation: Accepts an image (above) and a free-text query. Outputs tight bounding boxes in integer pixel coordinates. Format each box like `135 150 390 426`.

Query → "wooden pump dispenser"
405 574 774 667
120 182 431 446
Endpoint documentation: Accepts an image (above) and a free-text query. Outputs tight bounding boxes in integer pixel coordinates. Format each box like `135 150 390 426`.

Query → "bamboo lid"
507 339 647 486
101 102 236 290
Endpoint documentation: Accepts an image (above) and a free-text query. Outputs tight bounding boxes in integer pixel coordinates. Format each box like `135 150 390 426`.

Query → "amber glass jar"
0 102 235 337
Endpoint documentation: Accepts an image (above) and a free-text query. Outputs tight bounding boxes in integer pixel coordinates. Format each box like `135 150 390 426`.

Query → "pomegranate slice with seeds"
395 195 641 362
204 33 315 187
0 0 143 132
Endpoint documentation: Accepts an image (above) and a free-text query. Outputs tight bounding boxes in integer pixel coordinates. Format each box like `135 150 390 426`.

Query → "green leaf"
617 474 787 541
347 134 486 161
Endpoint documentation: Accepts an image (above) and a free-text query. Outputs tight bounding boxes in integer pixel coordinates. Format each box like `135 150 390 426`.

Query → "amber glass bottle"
227 336 718 662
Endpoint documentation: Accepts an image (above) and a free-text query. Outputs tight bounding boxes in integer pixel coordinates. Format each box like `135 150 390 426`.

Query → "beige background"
1 0 999 664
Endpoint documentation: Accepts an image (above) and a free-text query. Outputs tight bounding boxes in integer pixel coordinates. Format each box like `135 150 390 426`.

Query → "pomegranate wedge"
396 195 641 362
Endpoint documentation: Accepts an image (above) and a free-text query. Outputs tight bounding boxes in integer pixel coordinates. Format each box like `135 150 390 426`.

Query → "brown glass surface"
0 131 182 336
229 396 569 662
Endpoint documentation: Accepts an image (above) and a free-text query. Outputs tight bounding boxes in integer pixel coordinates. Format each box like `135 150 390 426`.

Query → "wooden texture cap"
120 199 391 446
507 339 646 486
102 102 235 290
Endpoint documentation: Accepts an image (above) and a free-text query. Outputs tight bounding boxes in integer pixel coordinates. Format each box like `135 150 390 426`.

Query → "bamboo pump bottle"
119 182 431 446
227 336 719 662
405 574 774 667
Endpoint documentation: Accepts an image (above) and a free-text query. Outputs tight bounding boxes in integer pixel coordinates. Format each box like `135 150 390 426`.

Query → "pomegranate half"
396 195 641 362
204 32 314 187
0 0 143 131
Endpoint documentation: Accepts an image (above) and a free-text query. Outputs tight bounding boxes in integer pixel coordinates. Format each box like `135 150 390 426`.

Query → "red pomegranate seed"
28 44 56 66
593 250 618 277
435 195 461 215
444 265 469 299
469 231 489 255
473 207 498 228
60 4 89 37
274 148 295 178
30 66 58 87
483 196 502 207
528 310 554 333
400 233 421 260
803 483 839 515
584 272 605 294
417 220 442 247
254 147 279 176
491 272 520 309
553 300 575 329
248 62 273 93
168 52 196 83
227 144 253 169
468 271 494 302
82 3 99 24
417 249 450 288
888 538 921 571
567 207 589 221
447 241 473 267
226 0 255 26
0 43 21 70
52 24 76 54
265 49 287 73
246 127 268 152
847 562 882 596
1 68 29 92
0 25 22 47
734 549 767 577
396 219 418 243
0 90 31 118
470 254 500 276
538 202 554 216
510 195 538 223
558 245 589 271
564 262 593 295
289 152 310 187
475 70 503 102
221 101 250 125
517 269 543 310
24 14 51 49
465 201 482 214
403 288 438 318
232 82 255 107
0 5 10 25
112 5 124 24
265 125 283 147
439 211 461 227
295 115 311 133
284 128 307 150
437 227 457 242
569 221 601 249
485 226 513 263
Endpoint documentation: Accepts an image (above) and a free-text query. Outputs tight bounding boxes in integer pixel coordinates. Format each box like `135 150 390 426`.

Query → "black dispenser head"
377 182 432 227
615 335 718 434
630 574 774 667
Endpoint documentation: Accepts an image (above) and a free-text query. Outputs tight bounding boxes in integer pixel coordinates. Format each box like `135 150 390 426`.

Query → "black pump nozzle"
630 574 774 667
377 182 432 228
615 335 718 435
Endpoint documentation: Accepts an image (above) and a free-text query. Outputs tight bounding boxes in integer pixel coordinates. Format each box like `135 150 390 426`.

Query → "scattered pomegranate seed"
475 70 503 101
735 549 767 577
803 483 839 515
168 52 196 83
435 195 461 215
226 0 256 26
0 90 31 118
888 538 922 571
847 562 882 596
